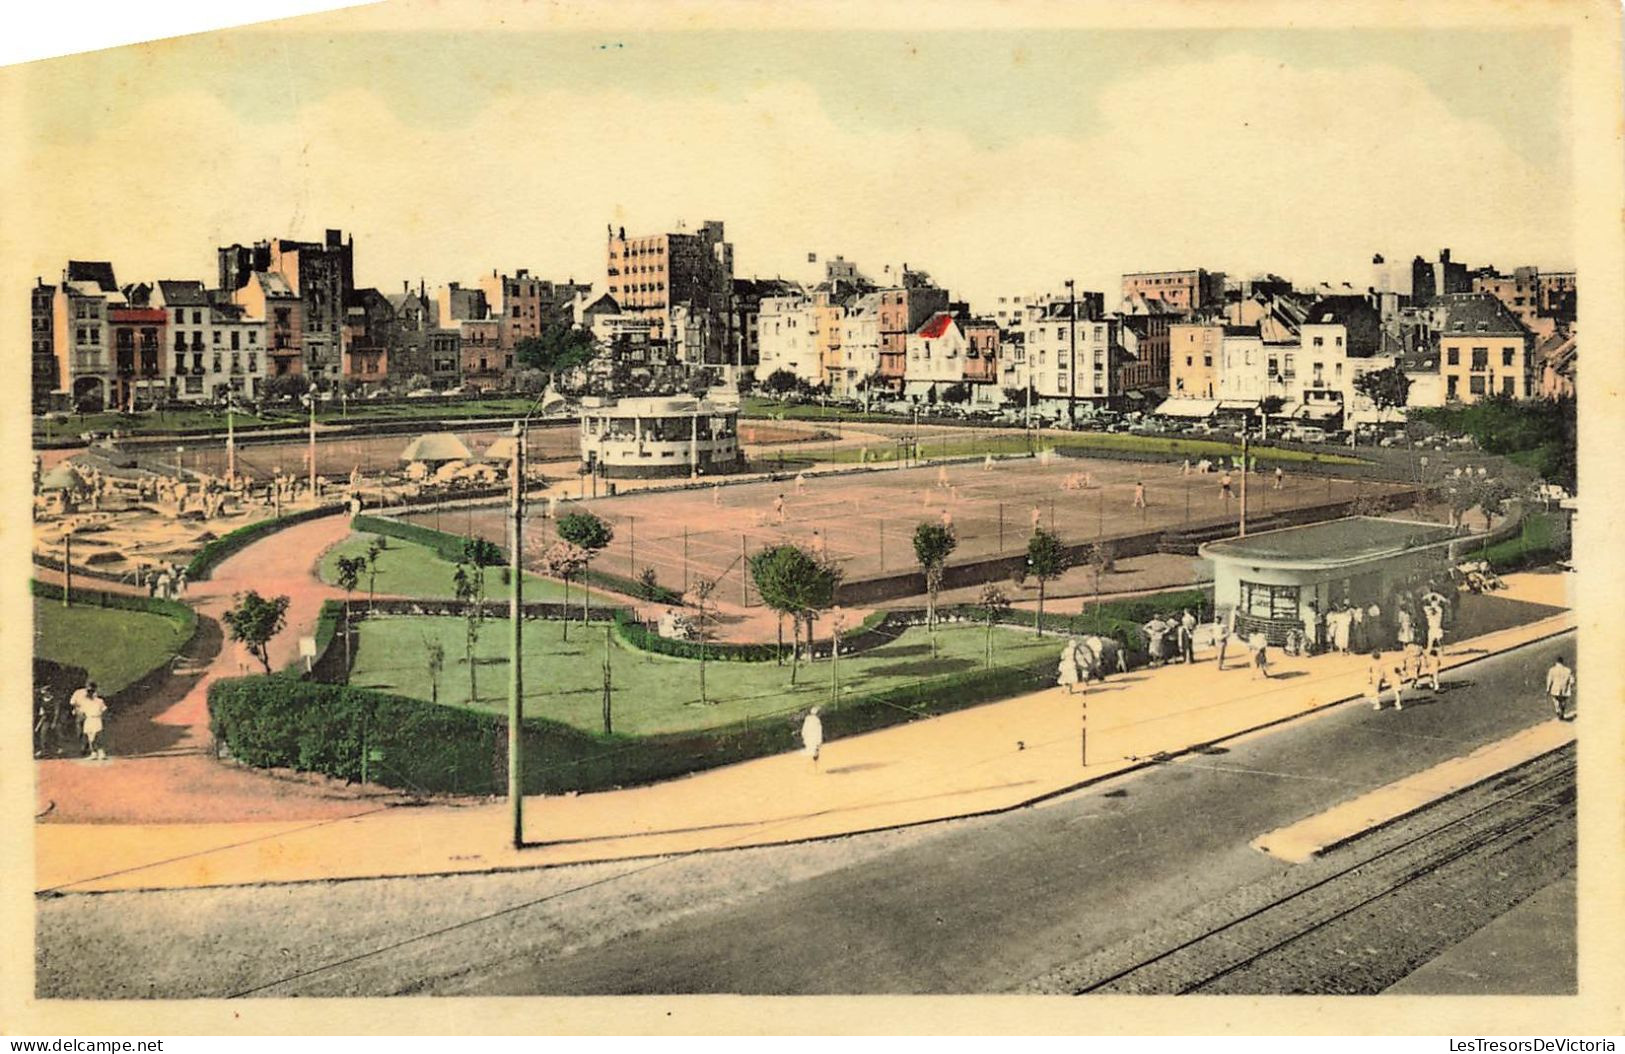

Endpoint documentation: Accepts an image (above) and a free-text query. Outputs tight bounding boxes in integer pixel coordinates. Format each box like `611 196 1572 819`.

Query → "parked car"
406 388 438 399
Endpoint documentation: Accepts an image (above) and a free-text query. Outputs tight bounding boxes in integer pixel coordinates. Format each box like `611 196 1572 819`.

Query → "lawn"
818 430 1365 466
349 616 1061 735
33 598 192 695
318 533 615 606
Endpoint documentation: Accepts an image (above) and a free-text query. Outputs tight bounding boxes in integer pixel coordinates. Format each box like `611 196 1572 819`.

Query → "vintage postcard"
3 0 1622 1038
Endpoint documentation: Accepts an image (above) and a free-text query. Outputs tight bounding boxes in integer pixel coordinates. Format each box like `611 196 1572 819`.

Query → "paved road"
436 635 1575 995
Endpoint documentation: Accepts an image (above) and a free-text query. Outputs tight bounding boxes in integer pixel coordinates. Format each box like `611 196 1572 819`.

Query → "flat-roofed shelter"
1200 517 1472 644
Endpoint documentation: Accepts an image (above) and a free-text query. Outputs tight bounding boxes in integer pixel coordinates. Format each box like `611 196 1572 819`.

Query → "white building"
579 395 743 479
1020 299 1118 406
903 312 967 399
757 293 823 387
836 291 884 398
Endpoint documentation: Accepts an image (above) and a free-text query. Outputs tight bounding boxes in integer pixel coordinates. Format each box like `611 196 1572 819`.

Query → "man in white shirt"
68 681 97 754
1545 656 1575 721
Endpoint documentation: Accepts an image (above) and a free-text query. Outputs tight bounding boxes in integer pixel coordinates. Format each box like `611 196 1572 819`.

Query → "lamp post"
1238 429 1250 538
507 420 526 849
306 382 318 499
1065 279 1078 428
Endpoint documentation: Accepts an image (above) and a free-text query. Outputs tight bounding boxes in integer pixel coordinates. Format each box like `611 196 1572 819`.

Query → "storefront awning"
1217 400 1260 412
1292 402 1342 421
1152 397 1218 418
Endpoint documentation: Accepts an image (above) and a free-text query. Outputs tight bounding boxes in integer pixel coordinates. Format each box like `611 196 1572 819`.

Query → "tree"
221 591 290 674
1026 529 1071 636
334 555 367 673
539 541 588 641
513 368 548 395
977 584 1011 669
690 577 718 705
1354 366 1412 411
1002 386 1032 410
1085 541 1115 618
749 544 841 685
912 522 958 654
514 321 597 379
365 537 386 611
1471 475 1515 532
424 636 445 706
556 511 614 624
452 560 486 705
403 373 431 393
637 566 663 602
762 368 799 399
940 382 971 406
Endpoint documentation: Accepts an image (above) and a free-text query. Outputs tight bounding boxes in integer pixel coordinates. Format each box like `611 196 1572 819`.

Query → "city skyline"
4 16 1573 311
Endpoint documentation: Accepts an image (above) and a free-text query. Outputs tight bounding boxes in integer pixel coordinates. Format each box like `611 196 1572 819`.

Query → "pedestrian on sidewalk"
1545 656 1575 721
1214 608 1235 669
1419 645 1443 694
1144 617 1169 667
1133 481 1147 509
1368 650 1402 711
1248 632 1271 679
801 706 825 769
1273 466 1284 490
1220 472 1233 503
1178 609 1197 664
1058 638 1084 695
69 680 97 753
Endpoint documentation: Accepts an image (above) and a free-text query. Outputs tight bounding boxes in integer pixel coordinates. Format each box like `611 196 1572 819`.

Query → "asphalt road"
436 634 1576 995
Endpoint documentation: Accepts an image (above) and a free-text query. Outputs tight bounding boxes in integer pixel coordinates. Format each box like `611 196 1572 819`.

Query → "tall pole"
1066 279 1078 428
1239 430 1249 538
307 384 317 500
508 421 525 849
62 530 72 607
629 516 636 577
1080 697 1088 767
226 402 236 481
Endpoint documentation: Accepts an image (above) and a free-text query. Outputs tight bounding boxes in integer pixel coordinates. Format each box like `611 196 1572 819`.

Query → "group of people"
1364 642 1446 712
1320 588 1450 658
1142 610 1198 667
140 561 187 600
63 681 109 760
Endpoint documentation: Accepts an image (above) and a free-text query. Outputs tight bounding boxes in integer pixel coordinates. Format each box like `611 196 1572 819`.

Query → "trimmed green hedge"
187 504 344 580
351 514 472 563
208 644 1061 796
581 565 683 605
30 578 197 629
610 607 889 662
1476 510 1570 574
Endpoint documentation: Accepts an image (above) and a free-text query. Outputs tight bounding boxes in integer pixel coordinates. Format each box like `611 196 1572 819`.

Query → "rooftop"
1201 516 1462 568
1436 293 1527 338
157 279 211 307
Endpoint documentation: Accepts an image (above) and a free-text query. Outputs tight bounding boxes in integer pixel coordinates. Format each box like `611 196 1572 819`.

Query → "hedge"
352 513 685 604
208 647 1061 796
30 578 197 629
1475 509 1570 574
611 607 891 662
187 504 346 580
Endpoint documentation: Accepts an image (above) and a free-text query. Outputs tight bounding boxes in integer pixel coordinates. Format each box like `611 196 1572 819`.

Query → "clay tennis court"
400 453 1400 606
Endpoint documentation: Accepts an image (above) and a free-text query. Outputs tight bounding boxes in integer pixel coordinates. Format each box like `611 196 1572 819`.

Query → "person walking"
1179 609 1197 664
1214 608 1235 669
1220 471 1233 503
1144 617 1168 667
773 493 786 524
1545 656 1575 721
1424 602 1445 652
801 706 825 769
69 680 96 754
1248 632 1271 679
78 685 108 760
1058 639 1084 695
1418 645 1443 694
1273 466 1284 490
1368 650 1401 711
1133 481 1147 509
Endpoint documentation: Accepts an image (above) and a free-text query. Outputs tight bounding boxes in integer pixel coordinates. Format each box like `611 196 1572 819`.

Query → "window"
248 354 257 372
1472 348 1488 370
1502 348 1515 367
175 308 185 323
1335 336 1343 347
1446 348 1459 366
1447 375 1459 399
232 353 241 372
1470 375 1487 395
1501 376 1515 396
175 357 185 374
231 331 241 350
1241 581 1299 620
213 353 223 372
1185 356 1193 367
193 310 202 325
1203 355 1212 367
213 331 222 344
1313 336 1324 347
249 332 258 345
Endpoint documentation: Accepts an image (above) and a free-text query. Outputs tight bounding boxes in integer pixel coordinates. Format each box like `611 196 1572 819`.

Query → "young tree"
1026 529 1071 637
556 511 614 625
912 521 958 655
637 565 663 602
690 577 718 705
402 373 431 393
424 636 445 706
514 321 598 380
365 537 386 611
1353 366 1413 412
977 584 1011 669
1085 541 1115 619
334 554 367 672
539 541 589 642
1472 475 1515 532
452 560 486 705
221 591 291 674
940 381 971 406
1002 386 1032 410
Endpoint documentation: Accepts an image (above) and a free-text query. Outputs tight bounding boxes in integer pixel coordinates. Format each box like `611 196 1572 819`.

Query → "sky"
3 9 1576 311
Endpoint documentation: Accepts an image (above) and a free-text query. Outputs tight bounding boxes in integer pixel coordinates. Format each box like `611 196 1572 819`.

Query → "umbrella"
399 433 474 465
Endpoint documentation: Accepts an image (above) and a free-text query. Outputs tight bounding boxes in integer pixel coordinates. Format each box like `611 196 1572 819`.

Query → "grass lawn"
820 430 1365 466
33 598 192 695
318 533 616 606
349 616 1060 735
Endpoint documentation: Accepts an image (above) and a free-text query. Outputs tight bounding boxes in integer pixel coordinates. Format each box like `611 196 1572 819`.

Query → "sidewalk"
35 601 1574 894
